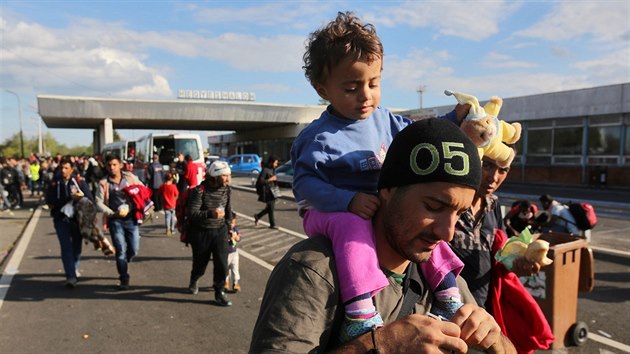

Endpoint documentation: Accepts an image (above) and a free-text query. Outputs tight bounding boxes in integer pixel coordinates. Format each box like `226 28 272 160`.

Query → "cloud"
515 1 630 43
0 11 305 100
484 52 538 69
1 15 172 98
188 2 329 29
367 0 520 40
572 48 630 84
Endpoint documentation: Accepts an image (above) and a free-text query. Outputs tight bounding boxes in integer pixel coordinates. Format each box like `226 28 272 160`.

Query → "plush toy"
496 228 554 270
444 90 522 168
501 239 553 266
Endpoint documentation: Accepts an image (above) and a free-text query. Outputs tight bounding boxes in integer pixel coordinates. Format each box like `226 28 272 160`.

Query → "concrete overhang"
37 95 327 131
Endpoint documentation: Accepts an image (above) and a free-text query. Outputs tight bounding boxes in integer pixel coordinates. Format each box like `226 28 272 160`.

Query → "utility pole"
416 85 426 109
5 90 24 158
36 116 43 155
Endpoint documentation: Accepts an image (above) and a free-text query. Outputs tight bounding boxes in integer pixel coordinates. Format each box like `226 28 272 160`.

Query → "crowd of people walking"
0 151 245 307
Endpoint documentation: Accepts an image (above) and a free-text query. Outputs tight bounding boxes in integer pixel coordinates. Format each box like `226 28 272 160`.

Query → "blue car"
227 154 262 174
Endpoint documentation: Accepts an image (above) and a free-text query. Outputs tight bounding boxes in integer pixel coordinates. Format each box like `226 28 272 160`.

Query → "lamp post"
416 84 426 109
5 90 25 158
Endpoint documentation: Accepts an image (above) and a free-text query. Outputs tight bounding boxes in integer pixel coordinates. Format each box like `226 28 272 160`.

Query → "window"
588 126 621 155
554 127 583 155
527 129 552 154
625 127 630 155
175 138 201 161
526 156 551 165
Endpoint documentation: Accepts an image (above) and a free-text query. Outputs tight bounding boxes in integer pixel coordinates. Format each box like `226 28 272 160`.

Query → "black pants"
256 199 276 227
150 188 161 211
6 184 22 208
189 225 229 291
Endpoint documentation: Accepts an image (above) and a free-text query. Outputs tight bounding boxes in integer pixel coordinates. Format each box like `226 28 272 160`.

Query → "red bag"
175 184 204 245
567 202 597 230
491 229 555 353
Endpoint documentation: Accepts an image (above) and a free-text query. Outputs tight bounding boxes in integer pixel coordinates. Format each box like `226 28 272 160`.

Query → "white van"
101 140 136 172
101 141 135 160
133 133 205 183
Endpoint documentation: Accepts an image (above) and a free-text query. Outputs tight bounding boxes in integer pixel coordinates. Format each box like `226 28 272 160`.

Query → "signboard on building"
177 89 256 102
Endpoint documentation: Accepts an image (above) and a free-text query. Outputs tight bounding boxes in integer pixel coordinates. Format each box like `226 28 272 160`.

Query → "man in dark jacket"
146 153 164 211
2 157 22 209
186 160 233 306
46 158 93 288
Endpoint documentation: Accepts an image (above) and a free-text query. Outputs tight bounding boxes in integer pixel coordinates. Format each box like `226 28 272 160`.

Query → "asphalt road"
0 185 628 353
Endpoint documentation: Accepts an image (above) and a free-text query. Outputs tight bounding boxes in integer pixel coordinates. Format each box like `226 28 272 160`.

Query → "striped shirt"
186 181 232 230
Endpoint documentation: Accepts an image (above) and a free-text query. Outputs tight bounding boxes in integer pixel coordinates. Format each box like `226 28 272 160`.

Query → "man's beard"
382 217 435 264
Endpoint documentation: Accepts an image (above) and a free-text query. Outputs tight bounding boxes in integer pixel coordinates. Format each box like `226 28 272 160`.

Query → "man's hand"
451 304 516 354
348 192 380 219
71 192 84 201
512 256 542 277
333 314 469 354
212 207 225 219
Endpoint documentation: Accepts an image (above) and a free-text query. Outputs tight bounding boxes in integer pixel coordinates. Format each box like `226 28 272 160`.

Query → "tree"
0 132 92 157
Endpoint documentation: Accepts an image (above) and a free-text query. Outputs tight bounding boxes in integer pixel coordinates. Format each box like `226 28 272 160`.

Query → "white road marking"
588 332 630 352
0 208 41 312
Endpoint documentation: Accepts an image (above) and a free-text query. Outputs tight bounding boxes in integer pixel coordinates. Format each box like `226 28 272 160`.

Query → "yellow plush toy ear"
484 96 503 117
444 90 486 119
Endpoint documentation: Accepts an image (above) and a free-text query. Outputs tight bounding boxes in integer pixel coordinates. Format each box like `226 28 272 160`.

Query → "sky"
1 0 629 149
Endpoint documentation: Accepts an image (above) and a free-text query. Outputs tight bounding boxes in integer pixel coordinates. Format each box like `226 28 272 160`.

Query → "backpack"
566 202 597 230
175 184 205 245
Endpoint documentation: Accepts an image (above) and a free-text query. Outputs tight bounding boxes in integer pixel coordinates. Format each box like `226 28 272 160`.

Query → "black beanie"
378 118 481 191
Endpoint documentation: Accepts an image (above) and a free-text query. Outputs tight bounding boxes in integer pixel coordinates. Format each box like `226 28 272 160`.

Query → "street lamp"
5 90 25 158
416 84 426 109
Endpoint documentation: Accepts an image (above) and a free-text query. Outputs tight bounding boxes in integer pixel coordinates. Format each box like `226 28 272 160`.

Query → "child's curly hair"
303 11 383 87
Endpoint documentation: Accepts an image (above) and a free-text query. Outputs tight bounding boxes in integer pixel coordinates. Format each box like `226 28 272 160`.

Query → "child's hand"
454 103 472 124
348 192 380 219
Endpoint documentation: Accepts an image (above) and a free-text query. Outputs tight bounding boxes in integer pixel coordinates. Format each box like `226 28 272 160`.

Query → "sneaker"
224 280 231 291
118 278 130 291
340 312 383 343
215 290 232 307
167 230 172 237
189 279 199 295
269 225 279 230
75 270 82 278
65 277 78 288
233 283 241 292
254 214 259 226
430 298 463 320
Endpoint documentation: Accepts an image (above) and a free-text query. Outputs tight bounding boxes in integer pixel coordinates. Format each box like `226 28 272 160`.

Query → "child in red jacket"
158 173 179 236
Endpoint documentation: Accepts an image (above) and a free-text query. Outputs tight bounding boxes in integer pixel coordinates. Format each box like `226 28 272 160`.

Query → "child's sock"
430 271 463 320
340 294 383 342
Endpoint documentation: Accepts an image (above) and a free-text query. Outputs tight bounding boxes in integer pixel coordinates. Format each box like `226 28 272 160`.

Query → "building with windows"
402 83 629 188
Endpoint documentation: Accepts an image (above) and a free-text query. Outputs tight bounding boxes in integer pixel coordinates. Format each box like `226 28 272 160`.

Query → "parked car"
205 155 226 168
275 160 293 187
227 154 262 174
